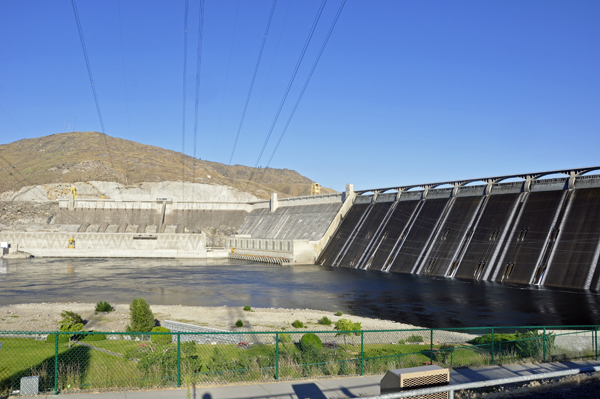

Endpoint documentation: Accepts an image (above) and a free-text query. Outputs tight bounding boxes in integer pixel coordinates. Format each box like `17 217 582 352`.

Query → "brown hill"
0 132 336 199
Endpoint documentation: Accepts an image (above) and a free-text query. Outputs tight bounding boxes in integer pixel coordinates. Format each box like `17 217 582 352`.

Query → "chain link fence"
0 326 598 395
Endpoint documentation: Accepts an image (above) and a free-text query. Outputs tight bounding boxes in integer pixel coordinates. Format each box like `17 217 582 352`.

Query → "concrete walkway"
18 360 600 399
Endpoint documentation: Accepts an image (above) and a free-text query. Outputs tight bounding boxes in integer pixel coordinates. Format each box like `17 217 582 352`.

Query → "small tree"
126 298 155 333
334 318 362 345
59 310 84 347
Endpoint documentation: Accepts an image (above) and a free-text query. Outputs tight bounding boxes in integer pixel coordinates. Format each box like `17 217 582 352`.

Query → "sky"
1 0 599 192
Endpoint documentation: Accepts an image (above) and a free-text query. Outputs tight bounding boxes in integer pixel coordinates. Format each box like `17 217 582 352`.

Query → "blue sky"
1 0 599 192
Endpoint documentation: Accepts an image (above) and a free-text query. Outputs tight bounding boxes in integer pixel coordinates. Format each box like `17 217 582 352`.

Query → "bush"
81 333 107 342
59 310 84 332
151 326 172 344
279 333 292 343
319 316 332 326
335 311 343 316
407 334 424 343
235 319 243 328
95 301 113 312
467 330 555 359
126 298 155 333
243 305 253 312
292 320 304 328
334 318 362 345
300 333 322 351
46 333 69 344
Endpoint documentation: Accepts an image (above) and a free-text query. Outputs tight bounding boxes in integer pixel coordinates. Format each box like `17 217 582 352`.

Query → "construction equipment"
70 187 77 199
311 183 321 196
67 238 75 249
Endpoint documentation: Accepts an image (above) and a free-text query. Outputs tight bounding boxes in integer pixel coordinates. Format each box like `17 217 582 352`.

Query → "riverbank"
0 302 421 332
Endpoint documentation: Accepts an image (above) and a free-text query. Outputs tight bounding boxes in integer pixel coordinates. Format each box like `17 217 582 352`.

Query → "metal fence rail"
0 325 597 396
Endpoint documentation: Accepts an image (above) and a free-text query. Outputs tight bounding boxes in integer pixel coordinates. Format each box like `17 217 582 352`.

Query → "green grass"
0 331 596 394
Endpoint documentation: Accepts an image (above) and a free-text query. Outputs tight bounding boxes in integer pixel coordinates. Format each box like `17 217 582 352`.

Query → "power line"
116 0 132 141
181 0 190 191
70 0 105 134
192 0 205 200
253 0 327 169
265 0 347 168
228 0 278 165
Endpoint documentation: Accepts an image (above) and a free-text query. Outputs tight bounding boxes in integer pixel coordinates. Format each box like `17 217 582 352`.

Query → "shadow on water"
1 258 599 327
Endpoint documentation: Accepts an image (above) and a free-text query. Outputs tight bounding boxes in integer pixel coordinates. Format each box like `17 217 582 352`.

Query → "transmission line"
191 0 205 201
228 0 278 165
181 0 190 191
71 0 105 134
265 0 347 168
252 0 327 168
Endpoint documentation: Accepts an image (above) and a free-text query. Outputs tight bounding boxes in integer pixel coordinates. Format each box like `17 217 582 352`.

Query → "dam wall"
228 192 349 263
317 168 600 290
0 231 206 258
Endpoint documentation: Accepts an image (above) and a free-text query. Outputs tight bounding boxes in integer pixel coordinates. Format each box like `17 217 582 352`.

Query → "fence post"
360 331 364 376
491 328 494 365
430 329 434 364
275 333 279 381
543 328 546 362
450 349 453 368
54 333 59 395
177 333 181 387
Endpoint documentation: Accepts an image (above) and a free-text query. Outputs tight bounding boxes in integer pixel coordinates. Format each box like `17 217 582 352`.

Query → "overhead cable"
228 0 278 165
181 0 190 189
191 0 205 201
71 0 106 134
253 0 328 168
265 0 347 168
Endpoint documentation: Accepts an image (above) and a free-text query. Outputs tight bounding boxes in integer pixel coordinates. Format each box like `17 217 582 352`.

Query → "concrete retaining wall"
0 232 206 258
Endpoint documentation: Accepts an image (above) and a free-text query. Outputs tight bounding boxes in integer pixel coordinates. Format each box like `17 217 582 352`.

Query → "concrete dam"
2 166 600 290
318 167 600 291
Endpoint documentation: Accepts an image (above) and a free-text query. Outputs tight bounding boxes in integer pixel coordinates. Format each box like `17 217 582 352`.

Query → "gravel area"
0 302 422 333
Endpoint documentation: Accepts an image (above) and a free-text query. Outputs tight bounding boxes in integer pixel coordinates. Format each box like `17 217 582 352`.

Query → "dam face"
318 171 600 291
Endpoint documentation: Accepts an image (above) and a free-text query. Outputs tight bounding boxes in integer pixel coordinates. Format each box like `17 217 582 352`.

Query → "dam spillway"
318 168 600 291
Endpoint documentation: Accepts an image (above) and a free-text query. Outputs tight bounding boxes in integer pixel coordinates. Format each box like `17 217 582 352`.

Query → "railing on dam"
0 324 598 394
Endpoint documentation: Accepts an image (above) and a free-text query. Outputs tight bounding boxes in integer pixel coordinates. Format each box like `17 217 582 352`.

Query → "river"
1 257 599 328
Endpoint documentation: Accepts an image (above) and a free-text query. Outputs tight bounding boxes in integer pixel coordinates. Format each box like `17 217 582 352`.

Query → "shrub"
81 333 107 342
151 326 172 344
95 301 113 312
334 318 362 345
243 305 253 312
126 298 155 333
300 333 322 351
46 334 69 344
335 311 343 316
59 310 84 332
292 320 304 328
435 344 455 363
279 333 292 343
467 330 555 359
319 316 332 326
235 319 244 328
407 334 424 343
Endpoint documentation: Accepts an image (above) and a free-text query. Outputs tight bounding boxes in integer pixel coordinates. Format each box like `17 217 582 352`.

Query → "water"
1 257 599 328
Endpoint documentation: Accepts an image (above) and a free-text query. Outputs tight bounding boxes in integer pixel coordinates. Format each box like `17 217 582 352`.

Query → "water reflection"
0 258 598 328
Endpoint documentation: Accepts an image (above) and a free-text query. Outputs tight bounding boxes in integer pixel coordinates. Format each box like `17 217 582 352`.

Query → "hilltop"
0 132 336 200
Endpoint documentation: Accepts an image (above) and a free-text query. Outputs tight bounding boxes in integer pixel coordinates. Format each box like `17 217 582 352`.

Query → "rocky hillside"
0 132 336 200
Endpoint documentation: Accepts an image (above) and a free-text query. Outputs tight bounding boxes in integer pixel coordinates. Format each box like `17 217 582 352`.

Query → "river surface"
1 257 599 328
